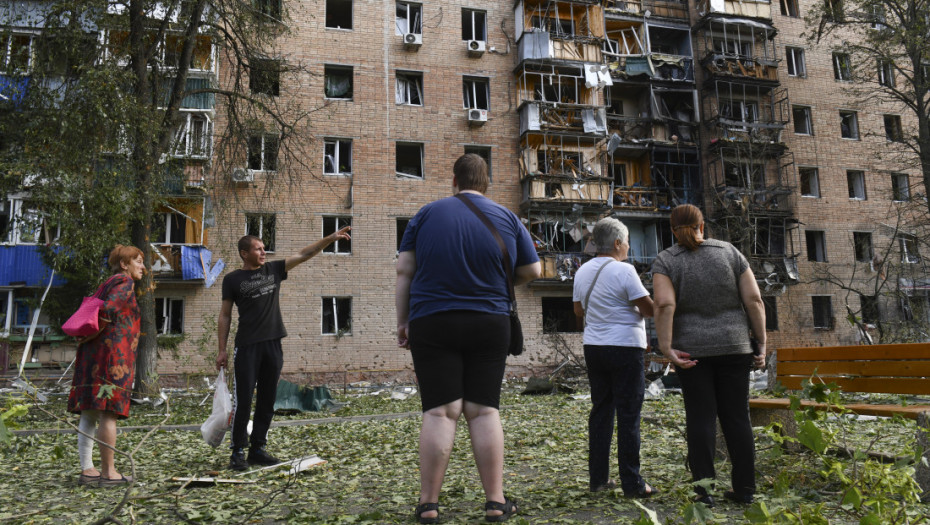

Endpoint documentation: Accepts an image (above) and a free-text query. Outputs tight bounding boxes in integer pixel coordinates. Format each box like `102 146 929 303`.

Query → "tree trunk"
131 190 159 395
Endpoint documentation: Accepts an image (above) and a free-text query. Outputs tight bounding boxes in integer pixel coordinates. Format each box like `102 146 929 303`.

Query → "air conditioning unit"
466 39 486 56
403 32 422 49
231 167 254 184
467 109 488 126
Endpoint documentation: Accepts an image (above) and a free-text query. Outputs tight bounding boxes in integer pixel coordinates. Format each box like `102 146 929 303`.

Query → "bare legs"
77 410 125 479
417 399 506 520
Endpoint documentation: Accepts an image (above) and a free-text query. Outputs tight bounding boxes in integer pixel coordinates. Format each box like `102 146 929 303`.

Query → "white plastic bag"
201 368 233 448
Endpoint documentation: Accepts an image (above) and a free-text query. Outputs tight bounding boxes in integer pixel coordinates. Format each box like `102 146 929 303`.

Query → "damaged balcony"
515 0 606 64
706 148 797 217
527 210 598 282
605 0 689 20
519 135 612 210
716 215 801 295
609 145 701 212
695 0 772 19
702 81 789 145
516 63 609 136
606 84 698 145
623 216 675 275
696 17 779 83
602 19 694 82
149 197 220 284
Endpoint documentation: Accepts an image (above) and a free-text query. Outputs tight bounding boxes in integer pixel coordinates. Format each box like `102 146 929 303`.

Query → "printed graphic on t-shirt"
239 273 277 299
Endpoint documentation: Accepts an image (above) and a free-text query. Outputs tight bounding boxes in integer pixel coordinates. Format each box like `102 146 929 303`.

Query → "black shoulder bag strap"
454 193 517 314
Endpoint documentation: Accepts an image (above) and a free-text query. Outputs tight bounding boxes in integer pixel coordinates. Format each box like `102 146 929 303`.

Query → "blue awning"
0 75 30 106
0 245 65 287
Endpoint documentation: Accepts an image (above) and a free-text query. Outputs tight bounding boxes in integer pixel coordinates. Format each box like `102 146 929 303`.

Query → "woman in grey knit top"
652 204 767 507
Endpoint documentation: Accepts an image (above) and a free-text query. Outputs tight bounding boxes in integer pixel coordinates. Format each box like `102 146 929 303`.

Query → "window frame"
799 167 820 197
171 111 213 159
884 114 903 142
396 217 411 253
812 295 834 330
900 234 921 264
325 0 353 30
395 2 423 35
785 46 806 77
322 216 352 254
324 64 354 100
779 0 799 17
321 296 352 335
324 137 353 176
762 295 779 331
792 105 813 135
847 170 867 200
395 70 424 106
155 297 184 335
839 110 859 140
805 230 827 262
463 76 490 110
860 293 879 324
245 212 276 252
248 133 279 172
462 9 487 41
878 60 895 87
833 52 852 81
853 231 873 263
891 172 910 202
396 142 425 179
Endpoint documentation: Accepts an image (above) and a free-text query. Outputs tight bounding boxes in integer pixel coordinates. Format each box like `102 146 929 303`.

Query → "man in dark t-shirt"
217 228 350 471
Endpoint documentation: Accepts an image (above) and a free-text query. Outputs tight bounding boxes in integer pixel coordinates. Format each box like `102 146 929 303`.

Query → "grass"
1 380 928 523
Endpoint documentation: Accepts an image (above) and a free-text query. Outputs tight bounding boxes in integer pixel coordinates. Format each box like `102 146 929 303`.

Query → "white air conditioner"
403 33 422 48
467 109 488 125
466 39 486 56
231 167 254 183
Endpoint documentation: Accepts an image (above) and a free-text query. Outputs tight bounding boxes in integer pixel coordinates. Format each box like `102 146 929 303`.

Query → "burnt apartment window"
812 296 834 329
250 58 280 96
542 297 582 333
793 106 813 135
853 232 873 262
806 230 827 262
326 0 353 29
860 294 879 324
396 142 424 179
799 167 820 197
884 114 903 142
464 145 492 182
396 218 410 252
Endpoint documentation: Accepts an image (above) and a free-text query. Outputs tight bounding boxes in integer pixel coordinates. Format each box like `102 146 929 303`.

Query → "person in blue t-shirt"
396 154 541 524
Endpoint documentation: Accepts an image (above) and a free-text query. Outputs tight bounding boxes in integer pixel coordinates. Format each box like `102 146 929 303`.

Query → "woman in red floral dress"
67 245 144 487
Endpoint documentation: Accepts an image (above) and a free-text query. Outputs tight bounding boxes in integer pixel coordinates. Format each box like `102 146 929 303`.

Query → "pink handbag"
62 276 118 337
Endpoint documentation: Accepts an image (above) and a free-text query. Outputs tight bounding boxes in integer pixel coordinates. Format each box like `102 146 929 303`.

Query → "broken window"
255 0 281 19
248 134 278 171
860 294 879 324
1 200 57 245
869 5 887 29
892 173 910 201
395 2 422 35
780 0 799 16
900 234 921 263
786 47 806 77
853 231 873 262
806 230 827 261
714 39 752 59
155 297 184 335
799 167 820 197
153 212 189 244
755 219 786 256
825 0 844 21
396 142 424 179
172 112 212 158
720 99 757 130
840 110 859 139
542 297 582 333
763 296 779 330
462 9 487 40
246 213 276 252
324 138 352 175
0 199 10 243
724 161 763 189
463 77 490 110
250 58 281 96
324 65 353 99
531 16 573 36
326 0 353 29
847 170 866 200
396 71 423 105
878 60 895 87
464 145 492 181
833 52 852 81
812 296 834 329
322 296 352 335
792 106 813 135
884 114 903 142
396 218 411 252
323 216 352 254
3 33 33 71
611 161 627 186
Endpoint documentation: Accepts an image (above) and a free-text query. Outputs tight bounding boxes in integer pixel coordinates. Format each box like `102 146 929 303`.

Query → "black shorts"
409 310 509 412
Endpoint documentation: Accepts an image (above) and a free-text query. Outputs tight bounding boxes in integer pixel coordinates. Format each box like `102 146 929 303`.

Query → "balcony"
149 244 222 284
522 174 612 209
519 102 607 136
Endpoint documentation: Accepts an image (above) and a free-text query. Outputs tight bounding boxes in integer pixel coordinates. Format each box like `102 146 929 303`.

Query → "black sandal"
485 496 517 522
415 502 440 524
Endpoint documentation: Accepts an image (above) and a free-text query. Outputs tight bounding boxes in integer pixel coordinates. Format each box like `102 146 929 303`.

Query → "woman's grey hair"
592 217 629 254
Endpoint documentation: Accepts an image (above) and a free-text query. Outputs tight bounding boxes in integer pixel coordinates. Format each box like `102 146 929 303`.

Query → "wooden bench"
748 343 930 497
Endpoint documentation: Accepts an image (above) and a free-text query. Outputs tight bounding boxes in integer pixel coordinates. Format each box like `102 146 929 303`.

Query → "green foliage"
0 404 28 445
